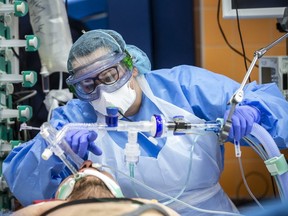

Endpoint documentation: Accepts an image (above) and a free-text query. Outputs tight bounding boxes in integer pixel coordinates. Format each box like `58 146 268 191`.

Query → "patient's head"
67 174 114 200
56 166 124 201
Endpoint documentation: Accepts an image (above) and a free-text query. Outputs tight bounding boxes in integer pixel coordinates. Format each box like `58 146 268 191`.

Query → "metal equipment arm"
219 32 288 143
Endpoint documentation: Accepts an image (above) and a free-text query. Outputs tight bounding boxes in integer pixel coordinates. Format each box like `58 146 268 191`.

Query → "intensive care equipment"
33 110 246 216
218 10 288 207
37 107 224 175
0 0 38 210
219 32 288 143
3 2 288 214
218 29 288 207
26 0 73 121
18 100 288 215
259 56 288 100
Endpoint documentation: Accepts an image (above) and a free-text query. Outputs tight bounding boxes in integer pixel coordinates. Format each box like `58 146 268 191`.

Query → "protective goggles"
56 168 124 200
66 52 133 102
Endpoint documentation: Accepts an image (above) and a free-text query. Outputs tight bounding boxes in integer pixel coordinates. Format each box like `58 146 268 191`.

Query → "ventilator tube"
250 123 288 199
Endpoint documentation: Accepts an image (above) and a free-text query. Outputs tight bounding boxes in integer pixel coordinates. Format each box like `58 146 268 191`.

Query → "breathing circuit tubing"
38 108 223 175
34 108 288 212
100 163 243 216
38 119 243 215
248 123 288 200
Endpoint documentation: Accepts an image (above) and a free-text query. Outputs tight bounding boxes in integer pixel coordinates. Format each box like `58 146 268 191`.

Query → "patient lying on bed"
12 161 179 216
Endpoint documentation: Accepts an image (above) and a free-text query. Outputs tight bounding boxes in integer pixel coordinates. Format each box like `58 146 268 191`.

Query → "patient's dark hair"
67 175 114 201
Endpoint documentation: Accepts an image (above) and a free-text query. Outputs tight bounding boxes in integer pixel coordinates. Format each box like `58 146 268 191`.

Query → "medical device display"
259 56 288 100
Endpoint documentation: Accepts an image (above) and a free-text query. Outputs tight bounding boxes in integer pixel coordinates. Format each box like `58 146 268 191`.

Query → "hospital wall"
194 0 288 204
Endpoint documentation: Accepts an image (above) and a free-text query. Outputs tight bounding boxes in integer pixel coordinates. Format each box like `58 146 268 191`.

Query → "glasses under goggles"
56 168 124 200
66 52 133 102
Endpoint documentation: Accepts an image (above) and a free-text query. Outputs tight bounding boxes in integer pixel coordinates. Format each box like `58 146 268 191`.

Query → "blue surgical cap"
67 29 151 75
67 29 125 75
126 44 151 74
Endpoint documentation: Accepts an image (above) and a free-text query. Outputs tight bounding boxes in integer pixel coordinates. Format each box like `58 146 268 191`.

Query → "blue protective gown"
3 65 288 215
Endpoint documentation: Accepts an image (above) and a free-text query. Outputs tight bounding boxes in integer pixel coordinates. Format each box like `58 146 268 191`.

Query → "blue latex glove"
224 105 261 141
65 130 102 158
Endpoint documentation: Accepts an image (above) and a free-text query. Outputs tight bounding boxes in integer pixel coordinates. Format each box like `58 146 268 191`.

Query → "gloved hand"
224 105 261 141
65 130 102 158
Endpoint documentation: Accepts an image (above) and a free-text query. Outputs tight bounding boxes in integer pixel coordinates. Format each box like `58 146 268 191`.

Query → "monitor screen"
283 73 288 90
261 67 274 84
222 0 288 19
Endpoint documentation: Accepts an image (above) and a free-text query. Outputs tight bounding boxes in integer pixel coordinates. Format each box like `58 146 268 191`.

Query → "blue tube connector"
106 106 119 127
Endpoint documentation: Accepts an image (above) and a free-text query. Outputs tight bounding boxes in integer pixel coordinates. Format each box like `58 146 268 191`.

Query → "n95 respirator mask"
90 81 136 116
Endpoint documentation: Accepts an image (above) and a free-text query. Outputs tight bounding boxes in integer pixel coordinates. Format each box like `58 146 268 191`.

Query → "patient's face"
56 168 118 201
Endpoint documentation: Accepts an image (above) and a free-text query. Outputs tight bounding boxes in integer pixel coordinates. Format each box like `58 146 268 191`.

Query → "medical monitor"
222 0 288 19
259 56 288 100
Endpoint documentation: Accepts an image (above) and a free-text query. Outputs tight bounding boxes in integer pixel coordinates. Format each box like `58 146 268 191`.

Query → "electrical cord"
118 110 133 122
234 0 249 74
217 0 258 71
11 47 19 60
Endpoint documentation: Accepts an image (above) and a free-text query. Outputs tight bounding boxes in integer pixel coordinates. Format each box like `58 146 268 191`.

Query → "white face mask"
90 81 136 116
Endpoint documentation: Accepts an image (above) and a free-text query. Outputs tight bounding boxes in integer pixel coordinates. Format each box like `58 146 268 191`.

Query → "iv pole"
219 32 288 143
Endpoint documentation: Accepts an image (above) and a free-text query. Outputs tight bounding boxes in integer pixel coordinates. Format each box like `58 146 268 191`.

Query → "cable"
11 47 19 59
234 0 250 82
217 0 258 69
234 1 247 69
118 110 133 122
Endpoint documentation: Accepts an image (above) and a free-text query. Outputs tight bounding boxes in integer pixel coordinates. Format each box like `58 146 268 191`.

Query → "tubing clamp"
264 154 288 176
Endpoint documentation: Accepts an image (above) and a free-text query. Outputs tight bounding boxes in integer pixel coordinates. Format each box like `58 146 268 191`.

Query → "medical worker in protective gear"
3 29 288 216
